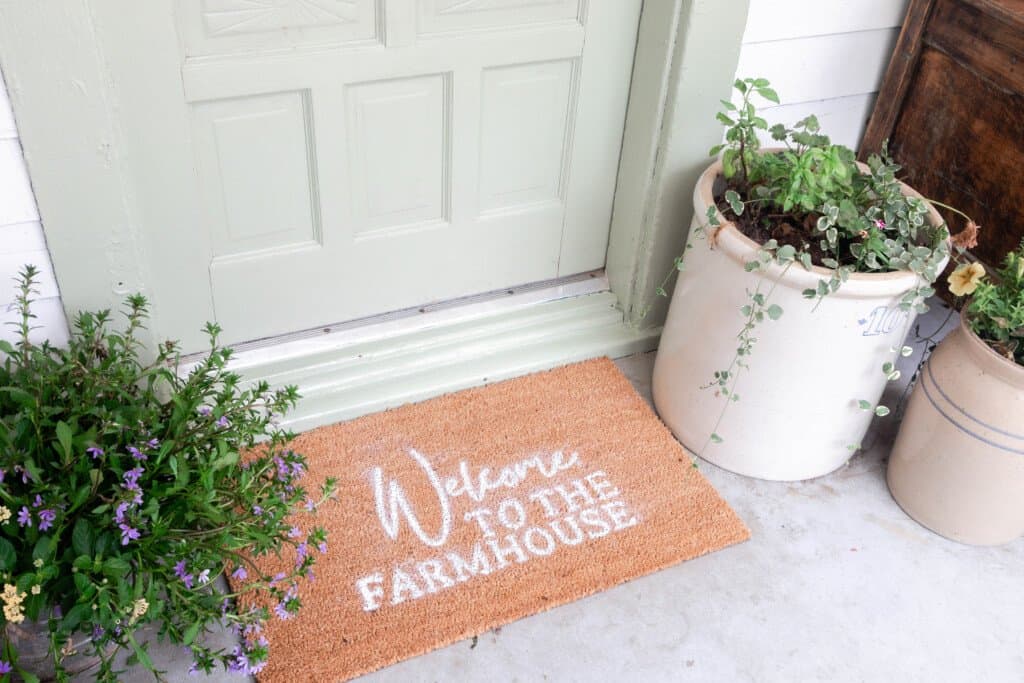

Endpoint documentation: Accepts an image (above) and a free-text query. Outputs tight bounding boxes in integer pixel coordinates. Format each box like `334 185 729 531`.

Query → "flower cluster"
0 268 335 682
1 584 26 624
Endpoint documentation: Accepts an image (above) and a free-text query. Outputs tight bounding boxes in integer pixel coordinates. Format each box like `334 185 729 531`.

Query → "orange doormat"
249 357 748 681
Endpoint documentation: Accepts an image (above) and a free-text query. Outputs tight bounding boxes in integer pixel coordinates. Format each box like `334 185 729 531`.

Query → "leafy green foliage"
712 77 951 316
0 267 336 681
968 242 1024 364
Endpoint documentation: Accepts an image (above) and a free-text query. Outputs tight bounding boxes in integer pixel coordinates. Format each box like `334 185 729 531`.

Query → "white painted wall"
0 70 68 347
735 0 909 150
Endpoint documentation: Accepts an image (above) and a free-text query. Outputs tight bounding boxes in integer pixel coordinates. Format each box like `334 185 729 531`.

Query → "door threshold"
197 270 608 367
211 274 661 433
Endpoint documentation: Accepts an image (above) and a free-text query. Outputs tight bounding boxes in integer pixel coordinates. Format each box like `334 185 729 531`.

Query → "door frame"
0 0 749 348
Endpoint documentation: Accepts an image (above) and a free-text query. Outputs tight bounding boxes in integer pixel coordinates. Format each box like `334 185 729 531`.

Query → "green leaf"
756 87 780 104
0 538 15 572
72 518 93 557
776 244 796 262
766 304 784 321
901 346 914 357
725 190 744 216
103 558 131 578
183 621 202 646
16 669 40 683
710 433 724 444
875 405 891 417
858 400 872 410
56 420 73 460
31 536 51 563
127 633 155 671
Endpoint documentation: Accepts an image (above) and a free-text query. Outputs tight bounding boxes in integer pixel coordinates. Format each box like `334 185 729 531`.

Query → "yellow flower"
0 507 10 524
30 585 40 595
948 262 985 296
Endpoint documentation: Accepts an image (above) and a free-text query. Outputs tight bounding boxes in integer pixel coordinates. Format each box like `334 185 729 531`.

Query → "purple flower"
197 569 210 585
183 574 195 589
270 572 285 586
87 447 104 459
288 526 301 539
251 505 262 516
123 467 144 486
119 523 140 545
0 660 11 674
92 625 105 640
147 438 160 449
127 446 147 461
875 219 887 229
227 646 250 674
231 566 247 581
32 495 43 508
38 509 56 532
197 406 212 417
304 497 315 512
114 502 130 525
295 543 308 567
174 560 196 587
274 602 292 621
16 507 31 528
0 469 5 483
317 542 327 554
215 416 230 429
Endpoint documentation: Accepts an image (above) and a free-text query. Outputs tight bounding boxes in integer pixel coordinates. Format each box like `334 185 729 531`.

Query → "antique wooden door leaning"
68 1 641 351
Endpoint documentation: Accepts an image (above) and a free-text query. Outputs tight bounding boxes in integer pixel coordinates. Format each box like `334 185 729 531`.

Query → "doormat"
243 357 749 681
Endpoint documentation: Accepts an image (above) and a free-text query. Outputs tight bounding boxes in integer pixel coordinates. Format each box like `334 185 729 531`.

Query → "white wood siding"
736 0 909 149
0 70 68 347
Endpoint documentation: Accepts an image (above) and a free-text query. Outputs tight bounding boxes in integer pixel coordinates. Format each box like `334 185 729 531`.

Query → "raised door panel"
345 74 451 236
478 59 575 215
180 0 379 56
191 91 322 259
417 0 580 35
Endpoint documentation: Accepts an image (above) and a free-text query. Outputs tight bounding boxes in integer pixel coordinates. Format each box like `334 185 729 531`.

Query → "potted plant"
887 244 1024 545
0 266 335 681
651 77 974 481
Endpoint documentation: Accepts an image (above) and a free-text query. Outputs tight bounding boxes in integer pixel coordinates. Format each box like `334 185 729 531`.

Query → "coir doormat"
248 357 749 681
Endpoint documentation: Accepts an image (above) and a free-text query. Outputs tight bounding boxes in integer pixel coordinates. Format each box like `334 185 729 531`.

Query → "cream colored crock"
887 318 1024 545
652 158 948 481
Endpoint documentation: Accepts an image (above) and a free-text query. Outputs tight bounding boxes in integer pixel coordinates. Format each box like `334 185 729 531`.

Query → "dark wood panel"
890 47 1024 266
863 0 1024 280
925 0 1024 94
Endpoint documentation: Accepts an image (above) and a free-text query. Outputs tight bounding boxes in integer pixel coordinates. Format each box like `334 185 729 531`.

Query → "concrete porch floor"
122 300 1024 682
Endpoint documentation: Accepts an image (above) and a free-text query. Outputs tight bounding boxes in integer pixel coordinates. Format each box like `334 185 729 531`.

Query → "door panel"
91 0 641 349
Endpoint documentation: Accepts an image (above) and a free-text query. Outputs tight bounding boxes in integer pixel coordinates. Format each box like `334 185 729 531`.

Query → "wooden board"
860 0 1024 273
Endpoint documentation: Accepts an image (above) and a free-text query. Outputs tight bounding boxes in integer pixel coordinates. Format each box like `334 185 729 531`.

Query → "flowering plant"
952 242 1024 365
0 266 335 681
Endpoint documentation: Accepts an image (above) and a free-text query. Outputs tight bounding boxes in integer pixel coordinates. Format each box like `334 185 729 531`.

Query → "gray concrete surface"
122 299 1024 683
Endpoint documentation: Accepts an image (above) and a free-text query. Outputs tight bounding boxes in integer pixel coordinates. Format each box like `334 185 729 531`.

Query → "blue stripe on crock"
925 362 1024 441
918 369 1024 455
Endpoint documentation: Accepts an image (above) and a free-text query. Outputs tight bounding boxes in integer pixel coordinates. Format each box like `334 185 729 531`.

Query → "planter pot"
652 159 947 481
4 616 103 681
887 318 1024 545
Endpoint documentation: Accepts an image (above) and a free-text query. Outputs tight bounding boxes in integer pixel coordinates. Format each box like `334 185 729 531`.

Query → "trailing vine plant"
654 77 977 451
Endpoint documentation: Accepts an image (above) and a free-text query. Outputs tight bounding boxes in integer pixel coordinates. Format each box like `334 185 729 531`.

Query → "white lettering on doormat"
358 451 640 612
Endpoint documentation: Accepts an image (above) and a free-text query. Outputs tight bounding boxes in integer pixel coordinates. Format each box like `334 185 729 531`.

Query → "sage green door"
81 1 641 350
